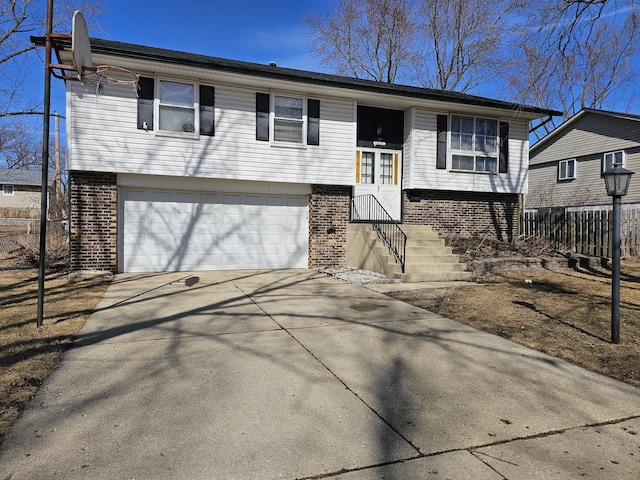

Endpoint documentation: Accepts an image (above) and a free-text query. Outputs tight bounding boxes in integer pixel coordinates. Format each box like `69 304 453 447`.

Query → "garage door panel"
245 195 264 206
244 234 262 245
266 234 284 246
223 194 242 205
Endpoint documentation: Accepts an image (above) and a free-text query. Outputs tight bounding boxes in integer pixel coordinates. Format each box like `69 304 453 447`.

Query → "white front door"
353 149 402 221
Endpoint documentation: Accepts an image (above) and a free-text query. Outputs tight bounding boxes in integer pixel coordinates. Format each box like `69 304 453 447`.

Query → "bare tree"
306 0 639 126
411 0 513 92
0 116 49 169
0 0 101 117
305 0 415 83
511 0 639 137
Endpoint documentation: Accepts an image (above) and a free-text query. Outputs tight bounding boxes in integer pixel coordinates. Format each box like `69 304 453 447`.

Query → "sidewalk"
1 269 639 479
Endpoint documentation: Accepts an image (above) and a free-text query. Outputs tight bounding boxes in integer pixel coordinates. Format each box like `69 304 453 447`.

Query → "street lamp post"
602 166 634 344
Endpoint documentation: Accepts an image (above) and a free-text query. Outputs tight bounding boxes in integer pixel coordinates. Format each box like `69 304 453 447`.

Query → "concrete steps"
346 224 472 283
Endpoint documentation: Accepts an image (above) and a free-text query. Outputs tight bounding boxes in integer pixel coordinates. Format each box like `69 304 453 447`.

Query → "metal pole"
611 195 621 344
55 113 61 209
37 0 54 328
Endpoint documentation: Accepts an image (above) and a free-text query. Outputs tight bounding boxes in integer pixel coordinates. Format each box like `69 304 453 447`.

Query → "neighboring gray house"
0 168 49 218
528 109 640 210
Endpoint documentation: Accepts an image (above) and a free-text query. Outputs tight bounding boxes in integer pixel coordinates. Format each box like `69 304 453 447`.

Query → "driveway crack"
232 281 424 458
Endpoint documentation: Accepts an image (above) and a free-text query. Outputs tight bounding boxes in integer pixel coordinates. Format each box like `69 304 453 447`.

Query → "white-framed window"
3 185 14 195
157 78 198 136
603 150 625 172
558 158 576 180
256 93 319 146
380 153 394 184
273 94 305 144
360 152 374 184
450 115 498 173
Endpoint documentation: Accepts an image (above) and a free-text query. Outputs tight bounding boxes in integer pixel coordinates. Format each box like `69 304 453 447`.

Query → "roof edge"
33 35 561 119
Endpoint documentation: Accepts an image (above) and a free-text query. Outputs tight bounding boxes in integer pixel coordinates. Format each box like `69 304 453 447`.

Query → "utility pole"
55 113 61 211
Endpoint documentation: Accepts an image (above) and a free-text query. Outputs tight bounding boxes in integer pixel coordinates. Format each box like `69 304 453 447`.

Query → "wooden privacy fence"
522 207 640 258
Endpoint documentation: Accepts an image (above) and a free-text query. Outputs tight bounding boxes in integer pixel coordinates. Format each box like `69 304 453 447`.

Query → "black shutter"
499 121 509 173
307 99 320 145
200 85 215 136
436 115 448 169
256 93 270 141
137 77 154 130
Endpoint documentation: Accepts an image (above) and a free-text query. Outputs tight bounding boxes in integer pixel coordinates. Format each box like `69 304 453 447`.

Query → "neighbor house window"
3 185 14 195
450 115 498 173
558 158 576 180
603 150 625 172
158 79 197 134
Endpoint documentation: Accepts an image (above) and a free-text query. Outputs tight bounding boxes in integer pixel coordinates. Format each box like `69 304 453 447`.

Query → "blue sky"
93 1 328 70
46 0 331 115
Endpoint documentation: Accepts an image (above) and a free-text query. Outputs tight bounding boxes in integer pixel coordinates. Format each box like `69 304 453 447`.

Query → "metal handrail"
350 194 407 273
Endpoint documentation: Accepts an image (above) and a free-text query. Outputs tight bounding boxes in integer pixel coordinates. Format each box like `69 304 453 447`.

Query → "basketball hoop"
82 65 141 97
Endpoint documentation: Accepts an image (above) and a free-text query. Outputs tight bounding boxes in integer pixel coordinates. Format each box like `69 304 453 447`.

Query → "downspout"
529 115 554 134
521 115 556 239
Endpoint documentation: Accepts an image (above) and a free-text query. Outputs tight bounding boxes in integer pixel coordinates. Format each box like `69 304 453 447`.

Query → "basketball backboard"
72 11 91 79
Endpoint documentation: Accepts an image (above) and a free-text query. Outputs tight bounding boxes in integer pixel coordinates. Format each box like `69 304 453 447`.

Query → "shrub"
16 222 69 266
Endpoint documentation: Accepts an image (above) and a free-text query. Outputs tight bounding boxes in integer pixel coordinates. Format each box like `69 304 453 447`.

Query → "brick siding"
403 190 520 241
309 185 351 268
69 171 118 272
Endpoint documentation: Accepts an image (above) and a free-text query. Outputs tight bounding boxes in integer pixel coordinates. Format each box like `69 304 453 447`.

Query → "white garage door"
121 189 309 272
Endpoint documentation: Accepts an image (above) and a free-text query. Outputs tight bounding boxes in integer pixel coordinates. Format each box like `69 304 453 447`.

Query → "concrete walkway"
1 269 639 479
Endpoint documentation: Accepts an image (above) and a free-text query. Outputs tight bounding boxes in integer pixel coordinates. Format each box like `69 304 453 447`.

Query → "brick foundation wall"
403 190 520 241
69 171 118 272
309 185 351 268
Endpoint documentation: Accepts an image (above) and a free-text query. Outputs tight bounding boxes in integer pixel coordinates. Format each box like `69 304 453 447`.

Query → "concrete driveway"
1 269 639 479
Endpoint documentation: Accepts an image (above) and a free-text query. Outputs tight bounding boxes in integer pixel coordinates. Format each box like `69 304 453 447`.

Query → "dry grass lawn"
389 259 640 389
0 269 111 445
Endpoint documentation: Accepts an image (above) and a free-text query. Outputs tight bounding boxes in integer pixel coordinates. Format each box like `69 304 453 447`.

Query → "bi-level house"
39 37 559 276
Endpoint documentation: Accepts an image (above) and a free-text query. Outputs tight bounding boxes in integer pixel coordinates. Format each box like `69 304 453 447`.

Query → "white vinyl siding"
67 81 355 186
403 108 529 194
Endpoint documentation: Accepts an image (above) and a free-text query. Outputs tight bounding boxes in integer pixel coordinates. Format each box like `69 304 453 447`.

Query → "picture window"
450 115 498 173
